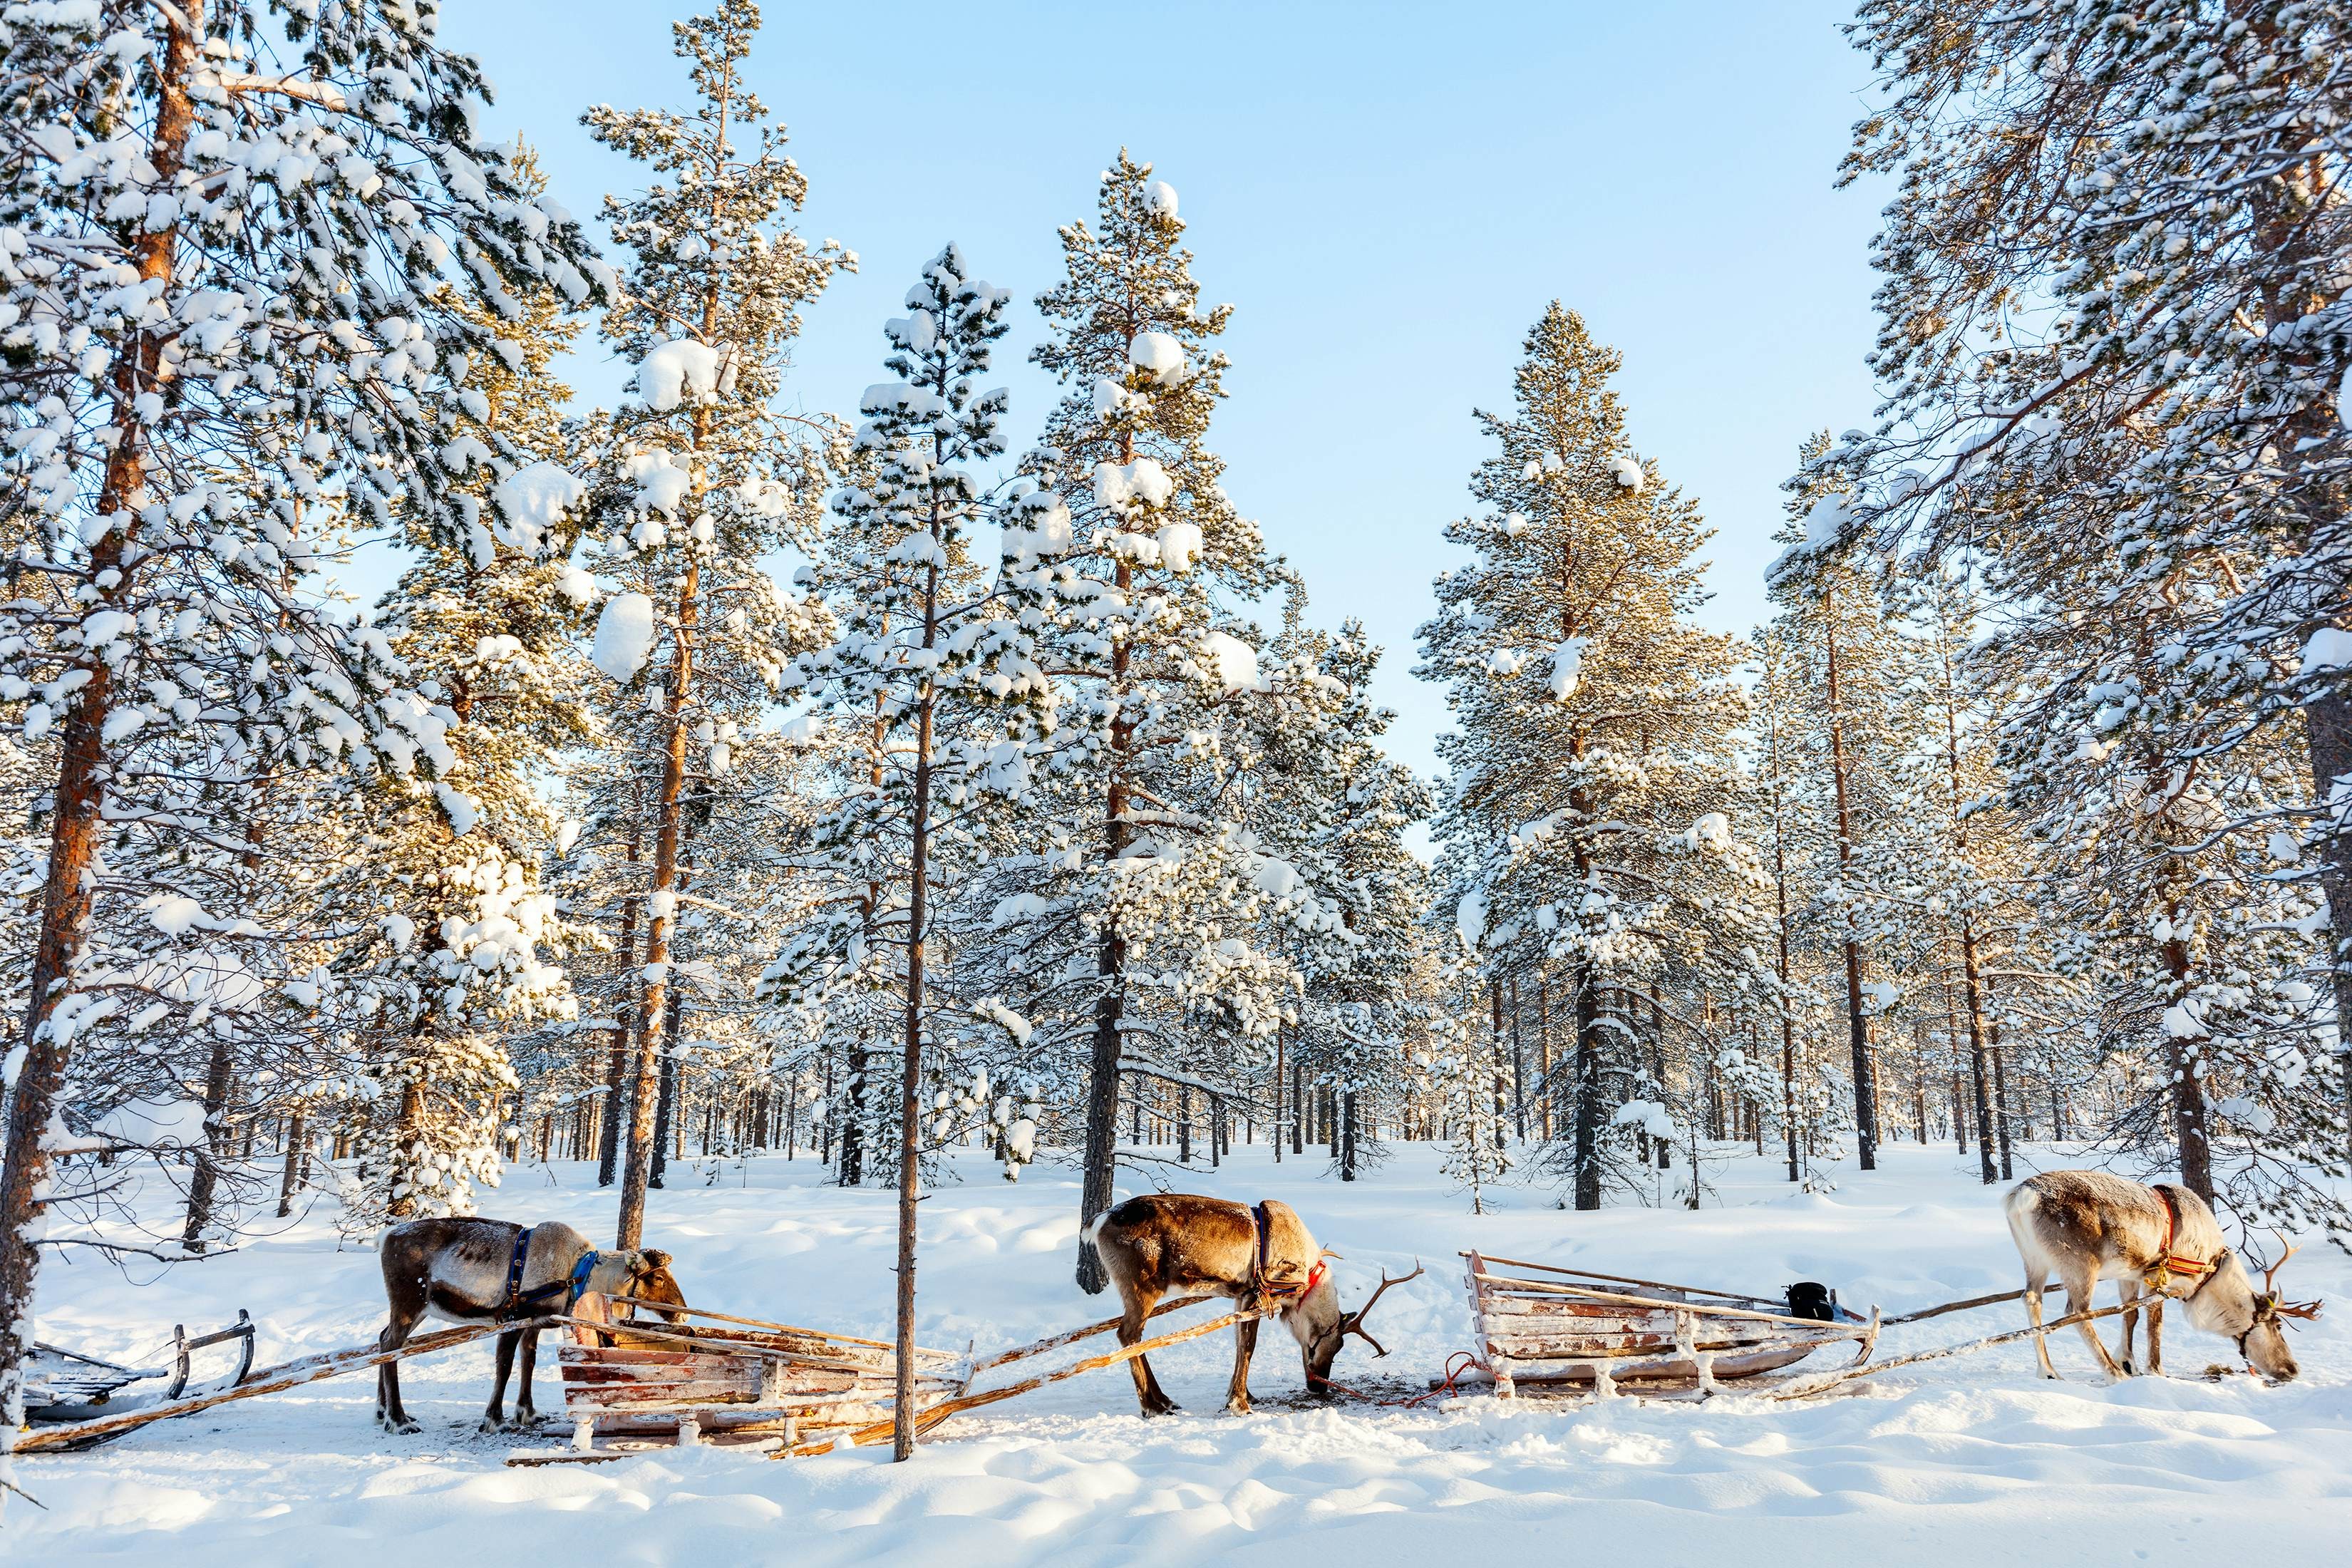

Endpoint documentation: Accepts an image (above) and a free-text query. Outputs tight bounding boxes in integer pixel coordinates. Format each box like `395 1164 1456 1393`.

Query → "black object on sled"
1785 1282 1840 1322
25 1310 257 1448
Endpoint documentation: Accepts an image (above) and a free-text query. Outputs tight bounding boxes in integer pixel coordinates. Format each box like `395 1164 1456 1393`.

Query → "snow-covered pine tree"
1832 0 2352 1167
326 162 599 1231
990 153 1311 1291
1420 304 1766 1211
1761 445 1932 1172
579 0 846 1247
0 0 606 1440
760 245 1051 1459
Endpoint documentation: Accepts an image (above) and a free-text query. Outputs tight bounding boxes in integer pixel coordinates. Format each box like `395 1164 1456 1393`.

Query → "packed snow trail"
16 1143 2347 1563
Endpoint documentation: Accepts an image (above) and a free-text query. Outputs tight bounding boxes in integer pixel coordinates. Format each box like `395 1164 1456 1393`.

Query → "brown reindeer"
1088 1195 1418 1415
374 1217 685 1433
2004 1170 2315 1382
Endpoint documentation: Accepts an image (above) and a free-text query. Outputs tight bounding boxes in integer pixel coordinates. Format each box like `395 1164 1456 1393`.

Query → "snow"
145 894 207 936
1200 629 1260 693
21 1143 2347 1563
1804 494 1849 545
2299 627 2352 675
1545 636 1587 701
1142 179 1179 218
591 593 657 684
1155 521 1202 573
636 338 721 412
624 448 692 516
1609 455 1644 491
1095 458 1175 512
488 461 587 554
1128 331 1187 385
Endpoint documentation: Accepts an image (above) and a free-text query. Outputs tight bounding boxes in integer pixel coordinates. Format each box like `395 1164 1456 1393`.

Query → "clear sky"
435 0 1887 786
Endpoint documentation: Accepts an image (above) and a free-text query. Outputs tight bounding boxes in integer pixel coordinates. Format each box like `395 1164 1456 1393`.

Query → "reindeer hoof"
1224 1400 1251 1416
381 1415 422 1435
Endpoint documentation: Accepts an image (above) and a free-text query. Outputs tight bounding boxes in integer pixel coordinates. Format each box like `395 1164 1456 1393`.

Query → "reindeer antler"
2261 1234 2300 1299
1339 1262 1425 1358
2259 1233 2323 1323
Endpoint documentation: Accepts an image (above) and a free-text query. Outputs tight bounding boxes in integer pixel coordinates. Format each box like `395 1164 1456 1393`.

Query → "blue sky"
436 0 1887 785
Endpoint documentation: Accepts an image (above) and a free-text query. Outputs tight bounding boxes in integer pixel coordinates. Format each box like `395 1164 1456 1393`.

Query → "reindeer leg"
1224 1316 1260 1415
2117 1279 2142 1376
512 1326 541 1425
1118 1287 1181 1417
2064 1268 2126 1381
376 1296 425 1435
2145 1296 2164 1378
483 1329 519 1432
2023 1264 2058 1380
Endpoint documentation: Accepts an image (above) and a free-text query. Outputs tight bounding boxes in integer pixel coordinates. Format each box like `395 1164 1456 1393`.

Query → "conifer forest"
2 1 2349 1556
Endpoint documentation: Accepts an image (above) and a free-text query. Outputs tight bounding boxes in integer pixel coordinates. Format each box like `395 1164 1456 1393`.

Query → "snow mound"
1095 458 1175 513
637 338 721 412
1155 521 1202 573
625 448 692 516
1610 455 1645 491
1547 636 1587 701
1200 629 1260 692
1129 331 1187 385
2300 627 2352 675
592 593 657 684
1142 179 1178 218
489 461 587 554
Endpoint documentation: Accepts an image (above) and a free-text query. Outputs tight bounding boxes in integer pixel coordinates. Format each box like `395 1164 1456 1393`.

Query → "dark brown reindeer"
375 1217 686 1433
2004 1170 2316 1382
1088 1195 1419 1415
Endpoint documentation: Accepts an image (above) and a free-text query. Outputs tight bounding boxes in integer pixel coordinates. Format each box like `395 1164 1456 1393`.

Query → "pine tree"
1833 0 2352 1171
0 0 606 1442
992 153 1309 1291
761 245 1050 1459
579 0 847 1248
1421 305 1766 1211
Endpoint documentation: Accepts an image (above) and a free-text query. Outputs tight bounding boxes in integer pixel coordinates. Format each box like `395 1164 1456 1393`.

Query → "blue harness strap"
500 1227 603 1319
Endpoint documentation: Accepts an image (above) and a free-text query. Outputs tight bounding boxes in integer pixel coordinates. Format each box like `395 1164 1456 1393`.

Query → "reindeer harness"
500 1227 604 1319
1247 1202 1326 1314
2145 1187 2216 1298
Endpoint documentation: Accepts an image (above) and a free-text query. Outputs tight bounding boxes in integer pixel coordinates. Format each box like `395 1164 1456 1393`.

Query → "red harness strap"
2155 1187 2214 1289
1249 1202 1324 1310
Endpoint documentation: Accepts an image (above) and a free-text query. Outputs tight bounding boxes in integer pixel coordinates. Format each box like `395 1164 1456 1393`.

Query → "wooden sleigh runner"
24 1311 257 1447
545 1293 973 1455
1460 1252 1879 1397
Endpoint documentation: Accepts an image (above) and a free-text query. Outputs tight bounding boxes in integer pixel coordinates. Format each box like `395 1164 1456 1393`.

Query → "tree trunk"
277 1107 306 1219
1959 922 1998 1184
650 989 683 1190
1573 964 1601 1210
0 0 200 1438
1822 589 1879 1169
180 1033 237 1254
598 822 643 1187
1988 1017 2014 1182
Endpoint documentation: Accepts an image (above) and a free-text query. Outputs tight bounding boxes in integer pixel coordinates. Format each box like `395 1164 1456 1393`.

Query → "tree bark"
0 0 200 1438
598 820 642 1187
1822 587 1879 1169
277 1106 306 1219
180 1033 237 1254
1573 963 1601 1210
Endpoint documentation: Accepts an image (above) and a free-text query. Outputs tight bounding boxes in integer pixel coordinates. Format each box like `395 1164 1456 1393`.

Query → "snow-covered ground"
15 1140 2349 1563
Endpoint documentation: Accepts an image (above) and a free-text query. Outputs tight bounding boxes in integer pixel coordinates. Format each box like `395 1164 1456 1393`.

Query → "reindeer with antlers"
1087 1195 1420 1415
2004 1170 2318 1382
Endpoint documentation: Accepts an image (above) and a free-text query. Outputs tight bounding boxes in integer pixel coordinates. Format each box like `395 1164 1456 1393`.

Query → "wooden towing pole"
783 1301 1256 1457
14 1318 550 1453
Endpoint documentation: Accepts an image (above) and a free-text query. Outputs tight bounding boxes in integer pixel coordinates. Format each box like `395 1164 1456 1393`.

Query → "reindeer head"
2197 1239 2318 1382
1287 1260 1423 1396
582 1247 686 1321
2239 1240 2319 1382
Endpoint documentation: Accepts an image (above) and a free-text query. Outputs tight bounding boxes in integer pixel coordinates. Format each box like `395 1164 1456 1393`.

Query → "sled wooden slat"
551 1294 971 1456
15 1317 548 1453
1463 1255 1877 1398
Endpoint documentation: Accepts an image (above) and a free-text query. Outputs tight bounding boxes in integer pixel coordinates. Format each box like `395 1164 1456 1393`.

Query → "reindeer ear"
641 1249 673 1271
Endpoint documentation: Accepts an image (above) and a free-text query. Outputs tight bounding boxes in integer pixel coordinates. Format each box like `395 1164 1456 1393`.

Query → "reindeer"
374 1217 686 1433
2004 1170 2315 1382
1087 1195 1418 1415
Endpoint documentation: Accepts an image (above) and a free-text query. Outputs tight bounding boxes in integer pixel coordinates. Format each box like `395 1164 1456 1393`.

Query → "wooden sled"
1461 1252 1879 1397
537 1293 972 1458
25 1311 257 1448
